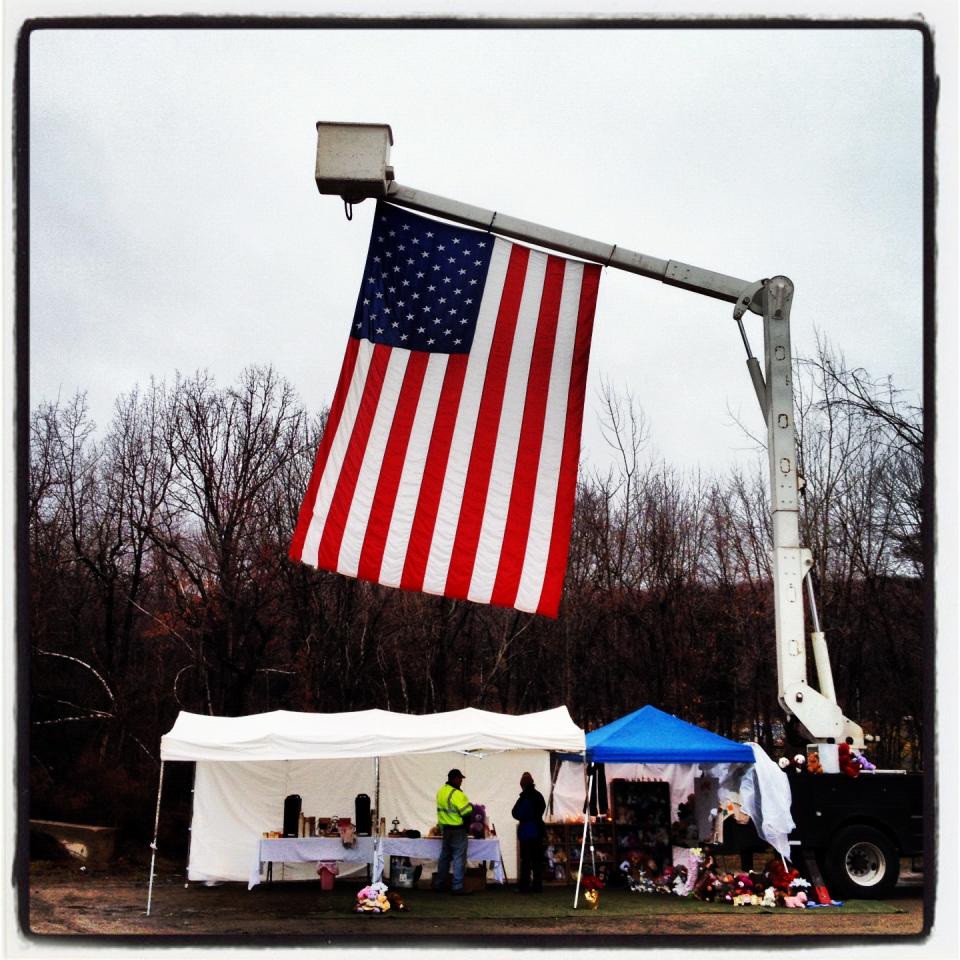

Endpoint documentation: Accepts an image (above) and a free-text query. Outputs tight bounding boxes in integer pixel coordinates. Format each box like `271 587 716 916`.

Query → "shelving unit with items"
610 779 673 876
541 819 616 885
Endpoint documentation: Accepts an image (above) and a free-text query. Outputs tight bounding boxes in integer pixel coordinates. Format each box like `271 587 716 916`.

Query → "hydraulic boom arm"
314 122 864 747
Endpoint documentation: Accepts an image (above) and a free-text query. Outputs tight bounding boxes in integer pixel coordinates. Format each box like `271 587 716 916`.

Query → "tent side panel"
379 750 552 884
188 760 286 883
550 759 588 821
188 758 377 883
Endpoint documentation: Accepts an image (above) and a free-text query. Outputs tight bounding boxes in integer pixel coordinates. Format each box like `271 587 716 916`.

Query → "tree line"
27 341 924 842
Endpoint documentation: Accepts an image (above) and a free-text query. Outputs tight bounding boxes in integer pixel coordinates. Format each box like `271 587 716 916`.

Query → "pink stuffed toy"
783 890 808 908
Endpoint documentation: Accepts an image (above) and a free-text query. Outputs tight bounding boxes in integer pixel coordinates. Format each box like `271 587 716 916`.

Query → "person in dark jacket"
511 771 546 892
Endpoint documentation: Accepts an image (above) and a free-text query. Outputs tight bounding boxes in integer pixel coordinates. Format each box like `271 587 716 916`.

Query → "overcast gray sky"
28 24 924 476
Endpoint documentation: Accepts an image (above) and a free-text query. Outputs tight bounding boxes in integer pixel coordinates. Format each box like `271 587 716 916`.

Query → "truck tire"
824 825 899 899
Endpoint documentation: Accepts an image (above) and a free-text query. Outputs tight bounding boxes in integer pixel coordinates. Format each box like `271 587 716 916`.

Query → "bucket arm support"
316 128 864 745
383 183 864 747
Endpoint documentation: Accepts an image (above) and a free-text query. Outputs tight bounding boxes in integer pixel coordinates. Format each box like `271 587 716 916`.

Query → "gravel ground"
23 857 929 942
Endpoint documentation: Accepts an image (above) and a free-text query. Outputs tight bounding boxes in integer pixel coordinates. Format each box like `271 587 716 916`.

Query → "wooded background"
27 339 924 848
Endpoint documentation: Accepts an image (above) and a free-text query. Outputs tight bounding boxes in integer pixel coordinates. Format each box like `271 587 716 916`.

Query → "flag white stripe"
300 338 376 566
336 348 411 578
466 250 548 605
514 260 584 612
378 353 449 588
421 238 513 595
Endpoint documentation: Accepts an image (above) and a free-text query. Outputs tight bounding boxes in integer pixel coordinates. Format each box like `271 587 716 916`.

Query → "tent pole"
546 754 561 819
573 764 593 909
184 762 197 888
146 760 165 916
589 774 598 875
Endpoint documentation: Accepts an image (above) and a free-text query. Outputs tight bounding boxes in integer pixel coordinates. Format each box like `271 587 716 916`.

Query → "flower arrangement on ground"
581 873 604 909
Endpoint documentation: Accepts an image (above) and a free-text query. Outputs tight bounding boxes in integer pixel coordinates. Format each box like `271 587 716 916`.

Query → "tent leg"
184 762 196 888
546 755 562 820
573 767 593 909
589 771 599 875
146 760 165 916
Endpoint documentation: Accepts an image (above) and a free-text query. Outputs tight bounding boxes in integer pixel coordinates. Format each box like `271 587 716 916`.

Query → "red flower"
581 875 605 891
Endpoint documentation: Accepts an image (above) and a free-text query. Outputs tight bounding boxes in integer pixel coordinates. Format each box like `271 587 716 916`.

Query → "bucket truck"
310 122 924 898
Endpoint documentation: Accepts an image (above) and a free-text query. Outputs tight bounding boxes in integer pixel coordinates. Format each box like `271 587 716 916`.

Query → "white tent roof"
160 706 585 762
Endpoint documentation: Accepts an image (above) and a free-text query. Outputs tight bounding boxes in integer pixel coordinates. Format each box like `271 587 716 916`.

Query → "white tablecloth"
375 837 505 884
249 837 376 889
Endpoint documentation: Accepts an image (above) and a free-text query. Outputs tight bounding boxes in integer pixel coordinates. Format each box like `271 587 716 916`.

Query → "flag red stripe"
489 255 567 608
399 355 469 592
315 343 391 570
536 264 601 617
355 351 430 583
288 335 361 562
443 244 530 599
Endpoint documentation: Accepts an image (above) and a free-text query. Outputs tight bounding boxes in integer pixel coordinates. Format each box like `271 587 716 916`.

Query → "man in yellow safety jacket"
432 768 473 894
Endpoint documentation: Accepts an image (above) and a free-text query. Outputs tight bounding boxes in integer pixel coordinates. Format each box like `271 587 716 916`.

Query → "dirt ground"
22 857 929 943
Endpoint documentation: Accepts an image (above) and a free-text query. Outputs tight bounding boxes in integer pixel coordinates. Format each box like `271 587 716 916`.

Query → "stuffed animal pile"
731 872 761 906
616 845 826 909
354 882 392 913
778 747 877 777
683 852 817 908
619 854 690 897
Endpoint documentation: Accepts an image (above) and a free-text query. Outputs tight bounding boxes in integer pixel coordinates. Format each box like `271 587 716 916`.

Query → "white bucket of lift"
816 743 840 774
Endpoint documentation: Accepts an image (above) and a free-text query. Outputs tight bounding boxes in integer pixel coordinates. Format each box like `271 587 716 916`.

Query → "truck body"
721 768 923 898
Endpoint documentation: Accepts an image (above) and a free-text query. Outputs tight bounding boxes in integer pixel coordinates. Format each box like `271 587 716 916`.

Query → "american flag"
289 201 599 617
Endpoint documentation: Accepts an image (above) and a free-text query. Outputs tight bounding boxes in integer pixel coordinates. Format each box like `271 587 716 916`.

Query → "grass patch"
294 885 902 920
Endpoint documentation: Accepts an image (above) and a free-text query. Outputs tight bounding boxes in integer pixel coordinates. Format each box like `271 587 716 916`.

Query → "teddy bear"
622 850 643 878
695 872 718 901
806 751 824 774
761 886 777 908
654 865 675 894
338 817 357 847
466 804 487 838
733 872 754 899
765 858 800 892
838 742 861 778
783 890 809 909
854 749 877 771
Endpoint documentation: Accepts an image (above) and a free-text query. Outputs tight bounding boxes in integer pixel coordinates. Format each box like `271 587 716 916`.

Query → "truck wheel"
824 825 899 899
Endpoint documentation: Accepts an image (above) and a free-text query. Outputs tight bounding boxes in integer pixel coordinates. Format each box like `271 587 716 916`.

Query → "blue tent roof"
584 705 754 763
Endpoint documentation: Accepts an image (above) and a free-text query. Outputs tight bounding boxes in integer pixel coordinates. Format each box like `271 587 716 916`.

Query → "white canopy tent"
149 707 585 911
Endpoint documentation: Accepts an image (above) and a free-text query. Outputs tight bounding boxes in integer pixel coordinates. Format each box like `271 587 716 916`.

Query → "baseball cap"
447 768 465 779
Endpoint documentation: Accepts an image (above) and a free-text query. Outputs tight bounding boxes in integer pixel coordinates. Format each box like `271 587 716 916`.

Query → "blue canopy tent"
570 706 754 906
586 705 755 764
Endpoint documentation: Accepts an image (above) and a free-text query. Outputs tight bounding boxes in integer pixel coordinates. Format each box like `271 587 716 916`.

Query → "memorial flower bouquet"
581 873 604 909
